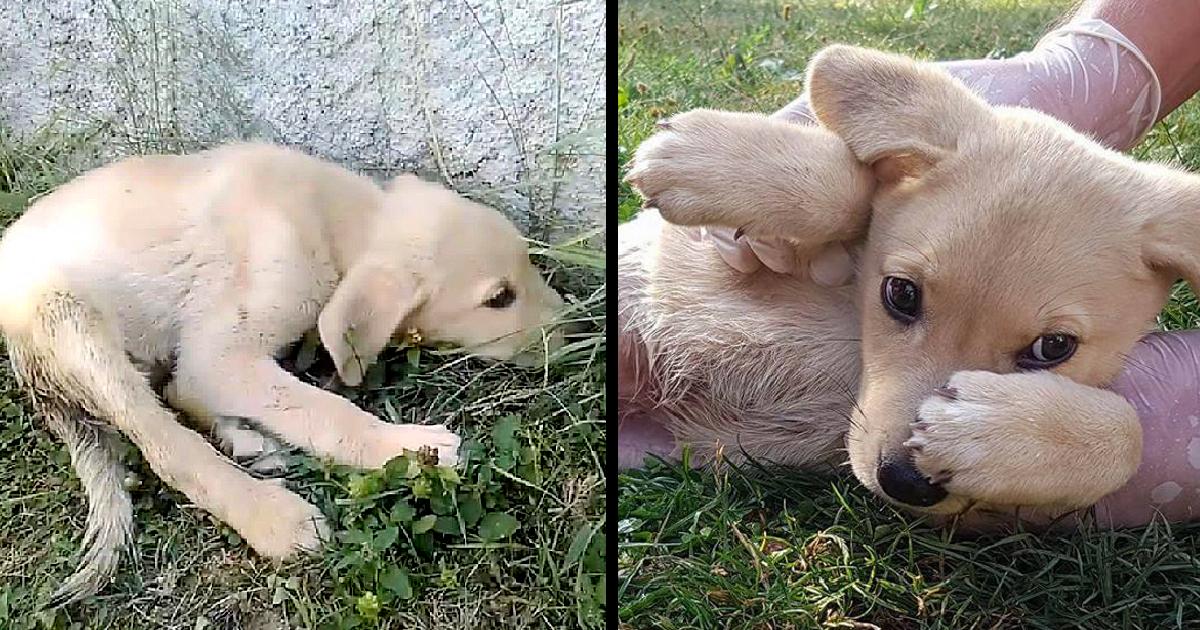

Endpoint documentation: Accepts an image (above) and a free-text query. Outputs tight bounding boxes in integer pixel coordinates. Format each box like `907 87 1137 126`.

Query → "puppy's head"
318 175 565 385
809 46 1200 512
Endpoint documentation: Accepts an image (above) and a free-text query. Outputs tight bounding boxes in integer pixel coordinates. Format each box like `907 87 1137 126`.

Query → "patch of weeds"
0 123 108 219
295 415 604 628
718 24 775 82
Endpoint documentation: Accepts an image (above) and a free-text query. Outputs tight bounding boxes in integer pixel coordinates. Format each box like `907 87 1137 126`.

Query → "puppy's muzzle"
876 452 947 507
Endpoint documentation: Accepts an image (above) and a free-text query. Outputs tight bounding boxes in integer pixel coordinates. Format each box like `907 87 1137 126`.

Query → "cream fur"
621 45 1200 522
0 142 564 605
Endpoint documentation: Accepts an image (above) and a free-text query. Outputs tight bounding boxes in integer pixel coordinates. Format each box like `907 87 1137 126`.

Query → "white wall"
0 0 606 236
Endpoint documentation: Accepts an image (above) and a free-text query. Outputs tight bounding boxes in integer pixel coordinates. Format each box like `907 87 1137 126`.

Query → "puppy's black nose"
876 454 947 507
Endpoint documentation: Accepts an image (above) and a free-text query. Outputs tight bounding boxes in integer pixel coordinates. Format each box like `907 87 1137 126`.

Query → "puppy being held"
0 142 564 605
621 45 1200 529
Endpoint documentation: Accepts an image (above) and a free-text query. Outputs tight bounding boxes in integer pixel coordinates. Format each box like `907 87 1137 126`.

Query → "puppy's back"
0 143 378 333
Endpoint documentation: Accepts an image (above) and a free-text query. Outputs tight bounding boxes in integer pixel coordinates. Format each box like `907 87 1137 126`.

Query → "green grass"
0 130 606 628
618 1 1200 627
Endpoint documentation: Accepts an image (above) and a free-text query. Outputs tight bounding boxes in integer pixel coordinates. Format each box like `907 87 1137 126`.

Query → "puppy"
0 142 565 605
622 45 1200 525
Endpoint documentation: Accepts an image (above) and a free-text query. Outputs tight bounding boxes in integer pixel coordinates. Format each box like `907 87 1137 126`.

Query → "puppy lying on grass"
621 45 1200 530
0 142 565 605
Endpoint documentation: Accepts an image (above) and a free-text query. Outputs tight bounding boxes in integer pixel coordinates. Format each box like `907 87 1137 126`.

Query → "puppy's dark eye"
484 283 516 309
1017 333 1077 369
881 276 921 324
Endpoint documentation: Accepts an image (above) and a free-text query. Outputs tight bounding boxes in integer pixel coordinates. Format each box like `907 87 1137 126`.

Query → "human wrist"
937 18 1160 151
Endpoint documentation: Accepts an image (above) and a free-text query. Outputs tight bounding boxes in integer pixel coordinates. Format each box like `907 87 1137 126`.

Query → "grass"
618 0 1200 628
0 127 606 628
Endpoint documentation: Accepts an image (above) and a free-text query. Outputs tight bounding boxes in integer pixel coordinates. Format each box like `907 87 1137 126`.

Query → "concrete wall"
0 0 606 236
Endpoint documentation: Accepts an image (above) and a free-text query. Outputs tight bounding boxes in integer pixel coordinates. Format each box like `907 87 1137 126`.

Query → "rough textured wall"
0 0 605 236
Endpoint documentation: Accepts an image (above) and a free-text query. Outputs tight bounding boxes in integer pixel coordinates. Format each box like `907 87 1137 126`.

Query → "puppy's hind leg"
7 291 327 606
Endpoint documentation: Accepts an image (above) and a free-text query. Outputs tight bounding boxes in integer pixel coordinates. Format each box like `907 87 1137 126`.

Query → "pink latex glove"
1093 331 1200 526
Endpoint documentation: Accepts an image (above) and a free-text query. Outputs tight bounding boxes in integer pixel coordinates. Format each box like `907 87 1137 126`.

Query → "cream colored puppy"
623 46 1200 525
0 142 564 605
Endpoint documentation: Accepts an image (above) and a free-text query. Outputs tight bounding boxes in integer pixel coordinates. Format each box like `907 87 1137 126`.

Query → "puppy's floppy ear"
1139 167 1200 295
318 262 426 386
806 45 992 184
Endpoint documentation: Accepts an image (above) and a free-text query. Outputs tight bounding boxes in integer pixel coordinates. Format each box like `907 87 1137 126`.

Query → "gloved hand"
1087 331 1200 527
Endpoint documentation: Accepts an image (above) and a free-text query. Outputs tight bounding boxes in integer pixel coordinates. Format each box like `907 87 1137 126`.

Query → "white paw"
363 423 462 469
239 480 329 560
906 372 1012 493
623 109 747 227
906 370 1106 508
396 424 462 467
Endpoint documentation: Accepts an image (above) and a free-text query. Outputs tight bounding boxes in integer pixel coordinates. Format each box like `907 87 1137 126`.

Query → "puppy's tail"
5 290 135 608
40 405 133 607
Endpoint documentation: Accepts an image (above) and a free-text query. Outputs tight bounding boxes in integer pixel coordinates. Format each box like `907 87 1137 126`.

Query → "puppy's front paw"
906 370 1139 510
240 480 329 559
373 423 462 468
406 424 462 467
906 372 1016 500
624 108 871 246
624 109 776 228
